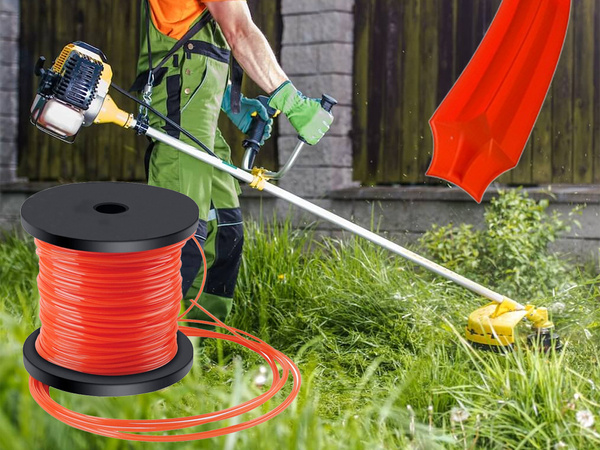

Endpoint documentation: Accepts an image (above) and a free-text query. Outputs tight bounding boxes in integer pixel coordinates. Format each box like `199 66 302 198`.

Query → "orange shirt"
148 0 245 40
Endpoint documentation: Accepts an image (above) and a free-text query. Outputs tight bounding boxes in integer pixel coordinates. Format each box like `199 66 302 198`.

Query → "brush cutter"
29 41 562 351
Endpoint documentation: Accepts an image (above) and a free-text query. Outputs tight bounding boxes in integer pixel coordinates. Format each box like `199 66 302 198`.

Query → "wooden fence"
353 0 600 186
18 0 281 182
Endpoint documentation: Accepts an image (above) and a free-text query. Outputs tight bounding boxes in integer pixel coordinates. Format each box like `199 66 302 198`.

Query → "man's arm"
206 1 287 94
207 1 333 146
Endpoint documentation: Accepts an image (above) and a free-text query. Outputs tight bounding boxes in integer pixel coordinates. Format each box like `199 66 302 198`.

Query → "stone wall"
0 0 19 185
277 0 357 199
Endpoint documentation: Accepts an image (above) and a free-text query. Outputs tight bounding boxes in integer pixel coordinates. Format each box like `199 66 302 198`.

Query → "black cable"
111 83 219 159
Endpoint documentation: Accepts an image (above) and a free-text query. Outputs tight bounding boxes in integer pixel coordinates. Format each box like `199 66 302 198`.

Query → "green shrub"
420 189 580 300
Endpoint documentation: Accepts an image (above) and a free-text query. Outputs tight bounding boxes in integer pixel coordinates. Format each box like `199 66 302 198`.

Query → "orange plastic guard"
427 0 571 202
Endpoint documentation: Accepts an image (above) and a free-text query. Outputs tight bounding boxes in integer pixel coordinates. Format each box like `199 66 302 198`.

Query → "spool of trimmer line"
21 182 300 441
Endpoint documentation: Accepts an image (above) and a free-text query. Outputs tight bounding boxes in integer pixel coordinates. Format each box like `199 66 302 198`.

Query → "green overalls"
135 3 243 324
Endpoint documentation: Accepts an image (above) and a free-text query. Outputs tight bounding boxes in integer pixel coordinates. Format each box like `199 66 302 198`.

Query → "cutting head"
465 298 561 352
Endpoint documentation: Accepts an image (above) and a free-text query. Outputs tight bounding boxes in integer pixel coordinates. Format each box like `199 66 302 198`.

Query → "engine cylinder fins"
54 53 103 111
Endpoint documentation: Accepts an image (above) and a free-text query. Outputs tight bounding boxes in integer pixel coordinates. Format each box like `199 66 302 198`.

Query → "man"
135 0 334 326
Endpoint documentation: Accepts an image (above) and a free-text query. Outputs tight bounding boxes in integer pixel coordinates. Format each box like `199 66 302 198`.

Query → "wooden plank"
436 0 455 104
351 0 372 184
365 0 387 185
417 0 438 182
380 0 403 183
53 0 74 180
17 0 35 179
572 0 595 184
531 91 554 184
36 0 55 180
46 0 64 180
455 0 474 77
551 8 575 183
595 0 600 183
123 3 146 181
400 0 420 183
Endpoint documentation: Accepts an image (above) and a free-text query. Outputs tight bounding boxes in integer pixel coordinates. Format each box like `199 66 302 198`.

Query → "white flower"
258 365 268 375
550 302 566 314
254 374 267 387
450 407 470 423
553 442 568 449
393 292 403 300
576 409 595 428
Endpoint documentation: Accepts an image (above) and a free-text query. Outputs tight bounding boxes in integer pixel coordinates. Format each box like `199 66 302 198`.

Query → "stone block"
290 74 353 107
0 91 17 113
0 141 17 165
278 166 356 198
348 199 487 234
278 105 352 137
0 0 19 14
282 43 354 76
282 12 353 45
0 40 18 65
277 135 352 168
317 43 354 74
0 164 18 185
0 12 18 39
282 0 354 15
0 64 18 90
281 45 318 76
0 116 17 142
239 193 279 222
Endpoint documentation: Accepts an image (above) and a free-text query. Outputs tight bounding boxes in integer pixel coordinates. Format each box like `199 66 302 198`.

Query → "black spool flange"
21 182 199 253
21 182 199 396
24 329 193 397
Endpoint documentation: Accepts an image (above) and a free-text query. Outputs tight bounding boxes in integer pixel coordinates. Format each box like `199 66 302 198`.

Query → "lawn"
0 190 599 449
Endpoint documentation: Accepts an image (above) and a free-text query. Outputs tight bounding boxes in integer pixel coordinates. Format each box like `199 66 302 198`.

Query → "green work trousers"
136 5 243 325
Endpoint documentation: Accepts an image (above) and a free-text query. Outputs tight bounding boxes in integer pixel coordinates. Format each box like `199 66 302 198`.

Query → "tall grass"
0 195 598 449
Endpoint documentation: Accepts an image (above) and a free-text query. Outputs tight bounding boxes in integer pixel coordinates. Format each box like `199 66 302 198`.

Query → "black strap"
184 40 231 64
230 57 244 114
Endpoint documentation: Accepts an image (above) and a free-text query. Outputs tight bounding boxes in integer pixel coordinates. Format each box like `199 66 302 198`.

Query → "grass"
0 206 599 449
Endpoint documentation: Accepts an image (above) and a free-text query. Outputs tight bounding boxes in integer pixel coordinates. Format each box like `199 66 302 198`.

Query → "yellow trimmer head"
466 298 562 352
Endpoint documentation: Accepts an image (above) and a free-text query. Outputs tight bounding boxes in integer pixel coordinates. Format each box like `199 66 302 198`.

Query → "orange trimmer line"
35 239 183 376
427 0 571 202
29 236 301 441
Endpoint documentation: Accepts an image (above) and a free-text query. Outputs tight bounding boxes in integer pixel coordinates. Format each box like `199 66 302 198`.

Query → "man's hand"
269 81 334 146
222 85 273 145
207 2 334 145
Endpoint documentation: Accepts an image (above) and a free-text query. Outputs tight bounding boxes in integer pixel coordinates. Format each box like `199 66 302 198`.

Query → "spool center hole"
94 203 129 215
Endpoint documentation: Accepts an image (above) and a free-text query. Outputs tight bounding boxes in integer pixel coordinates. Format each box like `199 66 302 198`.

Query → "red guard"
427 0 571 202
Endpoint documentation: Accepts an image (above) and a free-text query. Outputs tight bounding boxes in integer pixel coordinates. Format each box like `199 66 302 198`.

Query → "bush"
419 189 580 300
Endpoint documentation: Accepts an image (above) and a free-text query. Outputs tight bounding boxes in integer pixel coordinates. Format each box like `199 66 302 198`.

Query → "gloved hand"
222 84 273 146
268 81 333 145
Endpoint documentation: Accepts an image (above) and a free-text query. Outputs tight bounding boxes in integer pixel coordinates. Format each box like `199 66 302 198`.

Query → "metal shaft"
145 124 512 306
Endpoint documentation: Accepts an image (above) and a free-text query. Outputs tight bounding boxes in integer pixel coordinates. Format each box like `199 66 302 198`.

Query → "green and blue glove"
268 81 334 146
222 84 273 146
